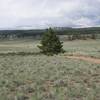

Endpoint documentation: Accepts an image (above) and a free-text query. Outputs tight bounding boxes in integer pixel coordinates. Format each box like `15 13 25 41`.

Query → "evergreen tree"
38 28 64 55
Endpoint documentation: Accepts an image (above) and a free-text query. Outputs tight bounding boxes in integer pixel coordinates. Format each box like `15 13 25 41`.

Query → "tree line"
0 27 100 40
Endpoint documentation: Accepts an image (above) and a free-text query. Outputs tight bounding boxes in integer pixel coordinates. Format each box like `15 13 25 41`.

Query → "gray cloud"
0 0 100 29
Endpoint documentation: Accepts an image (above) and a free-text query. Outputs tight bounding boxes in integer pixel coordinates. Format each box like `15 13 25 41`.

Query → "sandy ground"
66 55 100 64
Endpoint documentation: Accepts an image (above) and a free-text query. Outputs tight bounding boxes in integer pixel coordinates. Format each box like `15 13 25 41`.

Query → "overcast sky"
0 0 100 29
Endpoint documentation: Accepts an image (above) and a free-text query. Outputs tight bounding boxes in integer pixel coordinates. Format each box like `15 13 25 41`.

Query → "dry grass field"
0 39 100 100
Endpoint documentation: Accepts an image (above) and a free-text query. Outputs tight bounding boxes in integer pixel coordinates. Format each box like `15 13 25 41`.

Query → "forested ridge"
0 27 100 40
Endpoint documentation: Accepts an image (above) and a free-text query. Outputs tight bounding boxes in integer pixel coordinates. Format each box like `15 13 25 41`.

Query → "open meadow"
0 39 100 100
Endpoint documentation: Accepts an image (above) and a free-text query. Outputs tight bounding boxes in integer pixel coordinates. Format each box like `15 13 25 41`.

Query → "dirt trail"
66 55 100 64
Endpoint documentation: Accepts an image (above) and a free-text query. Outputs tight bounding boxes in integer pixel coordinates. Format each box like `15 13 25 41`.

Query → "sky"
0 0 100 29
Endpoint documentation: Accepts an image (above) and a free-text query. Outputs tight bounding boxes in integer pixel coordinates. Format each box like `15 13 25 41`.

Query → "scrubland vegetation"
0 39 100 100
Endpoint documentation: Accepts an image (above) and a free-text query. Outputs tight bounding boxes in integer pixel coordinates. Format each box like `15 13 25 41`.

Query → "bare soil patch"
66 55 100 64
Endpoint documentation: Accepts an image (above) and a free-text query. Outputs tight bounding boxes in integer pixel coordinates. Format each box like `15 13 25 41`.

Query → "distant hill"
0 27 100 39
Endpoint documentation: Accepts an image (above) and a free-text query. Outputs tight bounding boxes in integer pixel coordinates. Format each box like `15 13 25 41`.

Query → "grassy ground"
63 40 100 58
0 39 100 58
0 39 100 100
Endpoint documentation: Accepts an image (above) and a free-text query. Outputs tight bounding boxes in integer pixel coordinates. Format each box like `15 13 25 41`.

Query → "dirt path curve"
66 55 100 64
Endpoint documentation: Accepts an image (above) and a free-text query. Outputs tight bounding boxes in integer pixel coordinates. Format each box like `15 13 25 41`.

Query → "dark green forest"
0 27 100 40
